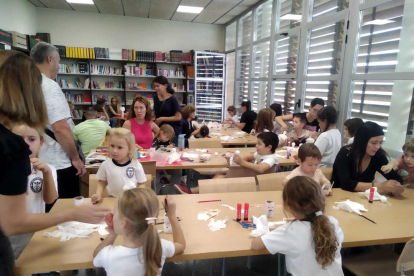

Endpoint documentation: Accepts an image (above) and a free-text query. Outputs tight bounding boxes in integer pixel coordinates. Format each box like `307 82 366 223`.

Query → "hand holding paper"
249 215 269 238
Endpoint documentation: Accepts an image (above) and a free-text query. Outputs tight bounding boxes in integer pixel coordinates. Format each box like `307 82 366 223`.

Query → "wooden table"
14 188 414 275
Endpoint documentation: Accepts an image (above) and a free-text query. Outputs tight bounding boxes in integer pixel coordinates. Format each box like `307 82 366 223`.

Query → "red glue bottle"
237 203 242 221
244 203 249 221
369 187 375 203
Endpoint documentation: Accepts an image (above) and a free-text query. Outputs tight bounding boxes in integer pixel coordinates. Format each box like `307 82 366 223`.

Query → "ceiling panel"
123 0 151 18
27 0 45 7
149 0 181 20
70 3 99 13
226 0 261 16
214 15 235 25
171 0 211 22
193 0 240 24
39 0 72 10
94 0 123 15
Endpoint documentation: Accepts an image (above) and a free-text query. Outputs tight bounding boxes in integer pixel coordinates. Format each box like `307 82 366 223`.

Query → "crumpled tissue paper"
221 204 235 210
249 215 269 237
44 221 107 242
167 152 181 164
333 200 368 215
207 218 228 231
358 187 388 203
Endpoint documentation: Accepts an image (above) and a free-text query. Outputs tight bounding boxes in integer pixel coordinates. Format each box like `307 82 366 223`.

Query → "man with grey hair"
31 42 86 207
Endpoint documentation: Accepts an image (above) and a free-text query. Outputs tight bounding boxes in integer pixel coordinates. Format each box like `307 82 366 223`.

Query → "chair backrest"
188 138 222 149
226 164 277 178
256 171 290 191
141 161 156 178
89 174 152 197
320 167 333 181
397 238 414 272
199 177 256 194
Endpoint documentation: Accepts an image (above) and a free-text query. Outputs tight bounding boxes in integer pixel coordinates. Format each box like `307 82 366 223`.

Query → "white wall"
36 8 225 52
0 0 37 35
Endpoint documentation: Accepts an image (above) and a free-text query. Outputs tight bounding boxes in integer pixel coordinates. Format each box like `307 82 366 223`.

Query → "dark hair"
350 121 386 173
152 76 175 95
298 143 322 162
293 113 307 124
93 104 104 113
227 105 236 112
96 98 107 105
311 98 325 108
200 125 209 138
269 103 282 117
241 100 252 112
344 118 364 137
257 132 279 153
317 106 337 132
283 176 338 269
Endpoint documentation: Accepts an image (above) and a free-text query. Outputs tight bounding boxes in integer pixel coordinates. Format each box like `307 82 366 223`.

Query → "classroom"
1 0 414 275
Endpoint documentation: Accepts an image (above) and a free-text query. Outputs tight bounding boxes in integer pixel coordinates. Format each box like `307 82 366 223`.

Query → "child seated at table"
94 104 110 125
282 144 332 196
281 113 310 146
200 125 210 138
92 128 146 204
8 123 58 259
93 190 186 276
251 176 344 276
152 124 175 150
250 108 275 136
382 138 414 183
224 105 238 127
343 118 364 145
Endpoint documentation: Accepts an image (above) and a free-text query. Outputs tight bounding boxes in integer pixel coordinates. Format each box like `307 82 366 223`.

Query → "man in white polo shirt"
31 42 86 208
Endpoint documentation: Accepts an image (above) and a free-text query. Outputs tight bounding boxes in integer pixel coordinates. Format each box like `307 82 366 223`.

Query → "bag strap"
44 128 57 142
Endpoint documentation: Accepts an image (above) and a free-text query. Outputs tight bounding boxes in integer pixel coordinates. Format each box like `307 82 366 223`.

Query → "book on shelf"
171 83 184 92
55 45 66 58
64 47 95 59
135 51 155 62
126 82 152 90
187 95 194 105
57 77 86 89
71 109 84 119
58 62 89 74
170 50 182 63
127 93 153 107
91 64 122 75
124 63 155 76
187 80 194 91
64 92 92 104
91 80 123 89
92 95 109 104
156 68 185 78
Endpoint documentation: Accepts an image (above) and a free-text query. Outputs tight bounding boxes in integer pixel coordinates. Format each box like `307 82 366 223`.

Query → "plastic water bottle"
178 134 185 150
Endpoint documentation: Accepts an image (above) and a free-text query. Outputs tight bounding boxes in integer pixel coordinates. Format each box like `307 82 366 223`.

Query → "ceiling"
27 0 263 25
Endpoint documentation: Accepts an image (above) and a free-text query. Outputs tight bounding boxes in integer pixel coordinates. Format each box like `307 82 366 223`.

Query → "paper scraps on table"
182 153 199 159
333 200 368 215
249 215 270 237
196 149 209 153
358 187 388 203
221 135 234 142
167 152 182 164
44 221 107 242
221 204 236 210
197 209 221 221
207 218 228 232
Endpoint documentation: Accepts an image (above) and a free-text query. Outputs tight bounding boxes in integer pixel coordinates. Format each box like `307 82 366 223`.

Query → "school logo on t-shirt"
126 167 135 179
30 177 43 193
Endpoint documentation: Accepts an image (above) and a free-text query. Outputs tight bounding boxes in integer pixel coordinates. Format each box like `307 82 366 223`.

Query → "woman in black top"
153 76 182 138
0 51 108 275
229 100 257 133
332 122 404 195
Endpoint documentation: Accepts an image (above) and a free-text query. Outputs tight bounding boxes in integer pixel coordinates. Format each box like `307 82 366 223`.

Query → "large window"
238 12 253 47
225 22 237 52
255 1 272 41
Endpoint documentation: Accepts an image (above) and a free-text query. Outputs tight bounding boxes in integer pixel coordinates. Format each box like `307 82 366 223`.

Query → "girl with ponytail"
251 176 344 276
93 189 186 276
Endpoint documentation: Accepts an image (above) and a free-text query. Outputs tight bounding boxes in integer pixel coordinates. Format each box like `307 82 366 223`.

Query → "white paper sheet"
249 215 269 237
207 218 228 232
44 221 107 242
333 200 368 215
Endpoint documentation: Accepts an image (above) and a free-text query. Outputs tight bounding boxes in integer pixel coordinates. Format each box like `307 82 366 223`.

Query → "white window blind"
273 81 296 114
356 0 404 74
238 12 253 47
304 81 338 108
255 0 272 41
253 41 270 78
235 81 249 106
274 35 299 75
237 48 250 79
252 81 268 112
312 0 349 19
278 0 303 33
226 22 237 52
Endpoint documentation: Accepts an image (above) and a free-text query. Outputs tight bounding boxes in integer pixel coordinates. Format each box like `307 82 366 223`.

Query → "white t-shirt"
98 116 110 125
39 74 75 170
93 239 175 276
253 152 279 172
347 137 354 145
27 163 58 213
315 129 341 168
261 216 344 276
273 121 282 134
96 159 147 197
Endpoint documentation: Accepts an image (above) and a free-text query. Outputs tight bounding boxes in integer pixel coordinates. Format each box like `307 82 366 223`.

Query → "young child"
282 144 332 195
152 124 175 149
382 138 414 183
269 103 282 134
8 123 58 259
225 105 238 126
284 113 310 145
108 97 121 128
200 125 210 138
343 118 364 145
251 108 275 136
93 189 186 276
94 104 110 125
252 176 344 276
92 128 147 203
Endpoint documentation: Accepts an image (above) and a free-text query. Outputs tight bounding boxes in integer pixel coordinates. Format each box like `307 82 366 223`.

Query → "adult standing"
31 42 86 202
153 76 182 139
275 98 324 133
123 96 159 149
314 106 341 167
228 100 257 134
332 122 404 195
0 51 108 276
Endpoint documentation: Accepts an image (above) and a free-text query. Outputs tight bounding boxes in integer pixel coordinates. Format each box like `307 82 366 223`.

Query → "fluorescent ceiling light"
177 5 204 14
280 14 302 21
66 0 94 4
363 19 395 26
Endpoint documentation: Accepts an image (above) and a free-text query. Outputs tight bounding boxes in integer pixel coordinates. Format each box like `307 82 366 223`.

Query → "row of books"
126 82 152 91
127 94 154 107
71 109 84 119
196 82 223 90
91 80 123 89
157 68 185 78
90 64 122 75
124 63 156 76
187 80 194 91
58 62 89 74
187 95 194 105
65 92 92 103
171 83 185 92
57 78 84 89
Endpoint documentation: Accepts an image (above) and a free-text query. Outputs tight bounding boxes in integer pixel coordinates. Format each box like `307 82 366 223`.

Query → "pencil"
360 214 376 224
198 199 221 203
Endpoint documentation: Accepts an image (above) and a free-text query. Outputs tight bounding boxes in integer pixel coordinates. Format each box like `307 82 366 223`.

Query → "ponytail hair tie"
315 211 323 217
145 217 157 225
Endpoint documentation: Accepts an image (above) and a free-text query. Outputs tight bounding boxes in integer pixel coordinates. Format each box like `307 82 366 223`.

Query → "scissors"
233 219 256 228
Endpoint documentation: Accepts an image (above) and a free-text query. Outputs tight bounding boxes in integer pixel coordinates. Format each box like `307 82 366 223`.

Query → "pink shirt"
285 167 330 186
129 119 153 149
397 155 414 182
